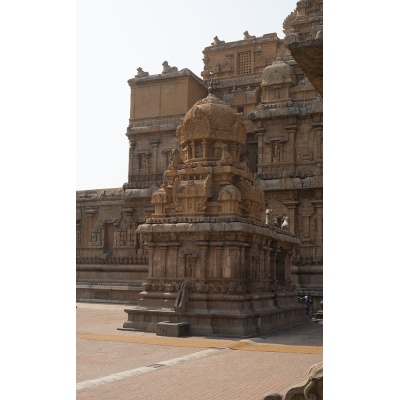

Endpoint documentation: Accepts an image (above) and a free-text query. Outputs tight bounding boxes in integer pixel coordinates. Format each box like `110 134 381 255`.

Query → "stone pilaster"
202 140 207 158
150 139 160 173
128 140 136 181
312 200 323 246
283 201 298 235
132 152 139 177
147 243 155 278
285 249 292 287
255 129 265 173
285 124 297 166
166 244 180 278
158 245 167 277
197 242 208 278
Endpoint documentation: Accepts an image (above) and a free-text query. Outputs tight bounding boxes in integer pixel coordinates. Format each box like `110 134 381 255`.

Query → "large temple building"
76 0 323 335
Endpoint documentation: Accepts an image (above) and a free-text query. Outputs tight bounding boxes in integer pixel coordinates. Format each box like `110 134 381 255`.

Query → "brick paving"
76 302 323 400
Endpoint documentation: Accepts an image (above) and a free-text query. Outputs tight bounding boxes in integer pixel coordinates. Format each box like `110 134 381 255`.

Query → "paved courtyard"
76 302 323 400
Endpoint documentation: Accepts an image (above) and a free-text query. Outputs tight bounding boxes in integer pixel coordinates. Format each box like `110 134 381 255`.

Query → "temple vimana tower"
76 1 323 335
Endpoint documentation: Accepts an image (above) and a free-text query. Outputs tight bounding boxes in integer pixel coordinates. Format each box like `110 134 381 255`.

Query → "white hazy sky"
76 0 298 190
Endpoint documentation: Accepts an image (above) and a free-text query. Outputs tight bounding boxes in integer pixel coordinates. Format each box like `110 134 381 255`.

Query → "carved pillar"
240 245 246 279
285 124 297 167
267 248 277 285
166 245 179 278
202 140 207 158
214 244 223 278
147 243 155 278
113 221 119 251
285 249 292 286
132 152 139 177
197 242 208 278
312 121 323 161
259 246 265 280
129 85 135 120
128 140 136 182
312 201 323 246
98 221 104 247
144 152 150 174
299 200 314 243
283 201 298 235
263 245 270 280
190 141 196 160
85 214 93 247
255 129 265 173
226 246 240 278
150 139 160 174
158 245 167 277
177 253 185 278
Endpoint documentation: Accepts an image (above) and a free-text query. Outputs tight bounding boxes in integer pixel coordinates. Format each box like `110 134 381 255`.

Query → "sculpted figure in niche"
272 141 280 161
139 153 147 171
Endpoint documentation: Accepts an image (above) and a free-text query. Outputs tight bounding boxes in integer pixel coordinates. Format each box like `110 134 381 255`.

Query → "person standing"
299 293 313 316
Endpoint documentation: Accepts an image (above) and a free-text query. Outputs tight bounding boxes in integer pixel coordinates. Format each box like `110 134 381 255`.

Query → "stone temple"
76 0 323 336
122 92 305 337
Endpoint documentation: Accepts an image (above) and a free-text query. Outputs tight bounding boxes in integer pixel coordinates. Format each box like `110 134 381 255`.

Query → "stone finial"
135 67 149 78
162 61 178 74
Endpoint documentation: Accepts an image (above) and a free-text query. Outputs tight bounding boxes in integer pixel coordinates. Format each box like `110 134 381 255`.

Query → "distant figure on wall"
299 293 313 316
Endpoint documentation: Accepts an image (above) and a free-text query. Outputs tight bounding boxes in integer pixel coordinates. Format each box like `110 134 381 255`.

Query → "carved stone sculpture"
211 36 224 45
262 362 323 400
162 61 178 74
281 216 289 230
135 67 149 78
243 30 255 40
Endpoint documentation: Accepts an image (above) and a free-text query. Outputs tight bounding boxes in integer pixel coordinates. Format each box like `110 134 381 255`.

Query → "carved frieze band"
76 255 149 265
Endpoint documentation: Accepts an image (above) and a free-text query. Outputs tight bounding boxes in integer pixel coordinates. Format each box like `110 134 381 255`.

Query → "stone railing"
143 215 296 237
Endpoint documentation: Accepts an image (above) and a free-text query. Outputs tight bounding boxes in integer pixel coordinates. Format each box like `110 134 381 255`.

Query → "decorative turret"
260 57 294 104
